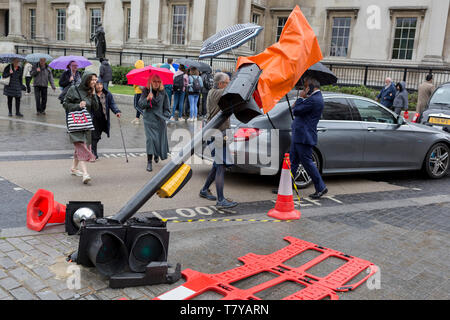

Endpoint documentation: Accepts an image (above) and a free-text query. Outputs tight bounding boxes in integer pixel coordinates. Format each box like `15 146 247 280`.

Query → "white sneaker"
82 174 91 184
170 117 175 121
70 168 83 177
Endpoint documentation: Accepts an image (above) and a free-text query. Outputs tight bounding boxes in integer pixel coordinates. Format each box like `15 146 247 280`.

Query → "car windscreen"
429 86 450 107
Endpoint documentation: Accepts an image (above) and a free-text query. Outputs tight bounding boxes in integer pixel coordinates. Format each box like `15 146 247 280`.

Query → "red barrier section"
154 236 377 300
26 189 66 232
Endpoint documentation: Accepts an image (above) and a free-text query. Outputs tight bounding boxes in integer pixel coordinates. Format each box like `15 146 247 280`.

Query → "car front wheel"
423 143 449 179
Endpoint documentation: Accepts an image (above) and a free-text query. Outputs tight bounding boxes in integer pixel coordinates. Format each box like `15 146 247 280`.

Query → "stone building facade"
0 0 449 67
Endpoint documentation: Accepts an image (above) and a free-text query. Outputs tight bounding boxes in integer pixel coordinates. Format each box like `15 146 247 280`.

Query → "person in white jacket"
23 62 33 95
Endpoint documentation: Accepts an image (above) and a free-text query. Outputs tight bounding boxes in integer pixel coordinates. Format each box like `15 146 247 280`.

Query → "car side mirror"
397 116 405 125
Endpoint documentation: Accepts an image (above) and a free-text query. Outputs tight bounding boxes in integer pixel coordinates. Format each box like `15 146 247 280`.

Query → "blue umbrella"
199 23 263 59
25 53 54 63
0 53 25 63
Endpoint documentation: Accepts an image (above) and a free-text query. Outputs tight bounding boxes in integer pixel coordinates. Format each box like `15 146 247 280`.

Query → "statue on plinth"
90 23 106 59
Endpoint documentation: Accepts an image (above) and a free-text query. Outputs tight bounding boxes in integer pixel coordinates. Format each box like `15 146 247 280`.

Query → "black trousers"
7 96 21 115
34 86 48 112
25 77 32 93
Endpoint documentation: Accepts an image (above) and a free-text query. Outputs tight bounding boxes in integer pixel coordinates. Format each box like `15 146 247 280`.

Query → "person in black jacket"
99 58 113 90
2 58 24 117
91 81 122 160
58 61 82 104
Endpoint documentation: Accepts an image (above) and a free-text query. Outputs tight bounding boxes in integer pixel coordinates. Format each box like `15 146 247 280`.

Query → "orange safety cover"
236 6 323 114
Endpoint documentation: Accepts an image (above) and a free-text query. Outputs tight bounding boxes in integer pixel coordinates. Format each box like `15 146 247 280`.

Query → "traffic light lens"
132 234 164 263
97 233 123 264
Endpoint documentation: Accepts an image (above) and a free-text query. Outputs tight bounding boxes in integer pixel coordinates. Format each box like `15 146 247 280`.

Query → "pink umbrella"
126 65 174 87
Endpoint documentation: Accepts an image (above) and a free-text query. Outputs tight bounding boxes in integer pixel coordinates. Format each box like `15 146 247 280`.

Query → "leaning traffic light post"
68 64 263 288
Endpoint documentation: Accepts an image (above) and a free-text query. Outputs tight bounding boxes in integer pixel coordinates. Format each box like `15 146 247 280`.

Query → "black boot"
146 154 153 172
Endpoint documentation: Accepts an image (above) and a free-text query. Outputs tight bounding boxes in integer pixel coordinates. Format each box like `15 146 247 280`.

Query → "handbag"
0 64 11 85
66 87 94 132
0 76 10 86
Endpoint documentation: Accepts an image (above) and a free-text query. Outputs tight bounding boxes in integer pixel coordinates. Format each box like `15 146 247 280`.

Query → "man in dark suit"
291 77 327 199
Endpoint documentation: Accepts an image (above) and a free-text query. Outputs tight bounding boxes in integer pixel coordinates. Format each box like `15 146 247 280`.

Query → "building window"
56 9 66 41
126 7 131 41
90 8 102 39
30 9 36 40
392 17 417 60
276 17 288 42
171 5 187 45
250 13 260 51
329 17 351 57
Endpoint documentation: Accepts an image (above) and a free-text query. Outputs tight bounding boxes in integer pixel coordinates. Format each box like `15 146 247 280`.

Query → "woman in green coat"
63 72 99 184
138 74 171 172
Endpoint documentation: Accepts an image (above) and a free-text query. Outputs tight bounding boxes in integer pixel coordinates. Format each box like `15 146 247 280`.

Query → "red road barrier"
154 236 378 300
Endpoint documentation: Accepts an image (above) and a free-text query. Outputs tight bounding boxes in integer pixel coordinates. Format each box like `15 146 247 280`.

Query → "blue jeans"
172 91 185 118
188 94 200 119
290 142 326 193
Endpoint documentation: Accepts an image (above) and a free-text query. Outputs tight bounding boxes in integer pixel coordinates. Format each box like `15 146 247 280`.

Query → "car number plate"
428 117 450 125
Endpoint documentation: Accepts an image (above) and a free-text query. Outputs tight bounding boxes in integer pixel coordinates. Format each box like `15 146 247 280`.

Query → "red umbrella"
126 65 174 87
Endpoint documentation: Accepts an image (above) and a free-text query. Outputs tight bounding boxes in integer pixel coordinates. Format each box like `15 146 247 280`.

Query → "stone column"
191 0 207 47
35 0 47 41
7 0 22 40
215 0 239 33
147 0 160 44
128 0 142 42
240 0 252 24
423 0 450 63
104 0 124 47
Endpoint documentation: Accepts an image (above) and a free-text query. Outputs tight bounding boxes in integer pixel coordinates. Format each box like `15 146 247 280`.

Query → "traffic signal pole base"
109 262 181 289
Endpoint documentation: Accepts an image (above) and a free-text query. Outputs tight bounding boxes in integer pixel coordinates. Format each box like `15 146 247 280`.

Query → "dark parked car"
201 92 450 188
419 82 450 132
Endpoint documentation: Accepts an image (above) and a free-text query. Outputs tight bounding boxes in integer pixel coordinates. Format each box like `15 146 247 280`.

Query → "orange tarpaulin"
236 6 323 114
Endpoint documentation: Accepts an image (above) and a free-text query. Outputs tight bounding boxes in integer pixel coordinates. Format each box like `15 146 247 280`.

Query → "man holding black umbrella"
290 76 327 199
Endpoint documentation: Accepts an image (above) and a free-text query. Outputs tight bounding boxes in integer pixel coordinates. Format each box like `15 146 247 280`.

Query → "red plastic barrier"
26 189 66 232
154 236 377 300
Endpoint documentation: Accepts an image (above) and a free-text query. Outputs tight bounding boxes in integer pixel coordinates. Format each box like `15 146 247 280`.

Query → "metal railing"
15 45 450 90
323 62 450 91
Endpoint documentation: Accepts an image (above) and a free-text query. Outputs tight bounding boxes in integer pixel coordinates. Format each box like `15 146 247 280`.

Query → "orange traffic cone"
404 110 409 120
268 154 301 220
27 189 66 232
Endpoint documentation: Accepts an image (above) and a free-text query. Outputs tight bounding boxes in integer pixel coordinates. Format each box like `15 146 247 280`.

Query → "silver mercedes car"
218 92 450 188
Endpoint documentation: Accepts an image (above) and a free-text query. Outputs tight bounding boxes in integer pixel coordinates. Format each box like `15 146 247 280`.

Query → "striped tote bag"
67 109 94 132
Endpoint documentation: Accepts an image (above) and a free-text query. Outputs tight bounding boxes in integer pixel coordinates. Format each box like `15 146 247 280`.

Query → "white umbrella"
199 23 263 60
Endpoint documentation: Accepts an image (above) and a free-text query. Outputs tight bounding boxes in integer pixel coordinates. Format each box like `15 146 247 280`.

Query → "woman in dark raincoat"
63 72 99 184
138 74 171 172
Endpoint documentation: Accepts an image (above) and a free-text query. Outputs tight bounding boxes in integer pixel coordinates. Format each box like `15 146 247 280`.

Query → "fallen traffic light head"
71 215 178 287
125 217 169 273
75 218 129 277
218 63 263 123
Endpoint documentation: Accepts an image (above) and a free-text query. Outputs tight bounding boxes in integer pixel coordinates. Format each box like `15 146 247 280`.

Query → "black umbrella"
296 62 338 87
174 58 212 73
